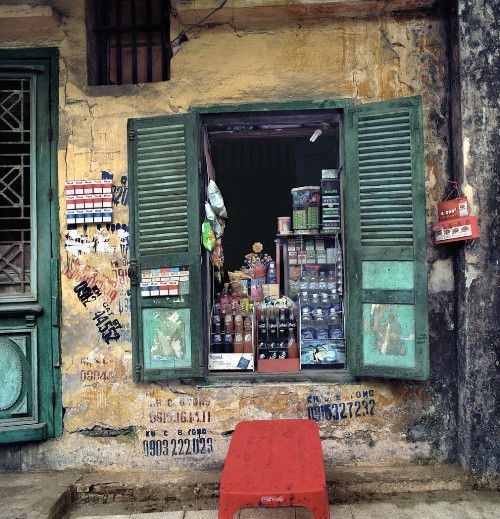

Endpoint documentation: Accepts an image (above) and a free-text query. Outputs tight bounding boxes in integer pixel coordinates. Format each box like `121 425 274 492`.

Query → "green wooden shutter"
344 96 429 380
128 113 204 381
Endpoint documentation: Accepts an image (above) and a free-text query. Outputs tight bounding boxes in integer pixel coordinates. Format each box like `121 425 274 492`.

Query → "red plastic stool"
219 419 330 518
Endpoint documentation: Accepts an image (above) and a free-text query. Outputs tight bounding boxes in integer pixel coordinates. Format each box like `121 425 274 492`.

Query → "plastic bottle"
267 261 277 284
311 293 320 312
318 271 327 290
327 270 335 291
299 271 308 291
320 293 330 317
309 271 318 291
327 307 342 339
278 310 288 341
301 308 314 341
315 308 329 340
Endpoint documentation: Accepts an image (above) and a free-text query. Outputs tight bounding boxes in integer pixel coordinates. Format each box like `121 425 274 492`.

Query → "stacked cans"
321 169 341 233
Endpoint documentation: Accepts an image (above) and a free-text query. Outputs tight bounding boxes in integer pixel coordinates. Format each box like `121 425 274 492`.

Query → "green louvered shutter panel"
128 113 204 381
344 96 429 380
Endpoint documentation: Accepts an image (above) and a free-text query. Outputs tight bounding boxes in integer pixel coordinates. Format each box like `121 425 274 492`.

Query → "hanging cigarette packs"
321 169 341 233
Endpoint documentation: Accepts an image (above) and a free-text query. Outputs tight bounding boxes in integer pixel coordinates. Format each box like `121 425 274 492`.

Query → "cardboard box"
257 358 300 373
208 353 254 371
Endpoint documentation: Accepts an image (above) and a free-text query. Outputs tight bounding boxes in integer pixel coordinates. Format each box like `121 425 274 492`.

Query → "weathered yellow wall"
0 1 455 471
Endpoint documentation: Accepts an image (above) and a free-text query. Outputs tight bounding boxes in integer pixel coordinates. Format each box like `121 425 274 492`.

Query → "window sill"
196 369 355 387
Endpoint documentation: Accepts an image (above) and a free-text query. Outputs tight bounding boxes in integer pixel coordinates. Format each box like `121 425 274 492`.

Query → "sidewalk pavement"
71 491 500 519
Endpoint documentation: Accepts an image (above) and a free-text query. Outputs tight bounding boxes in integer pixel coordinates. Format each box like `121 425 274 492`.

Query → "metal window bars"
0 78 32 295
95 0 172 85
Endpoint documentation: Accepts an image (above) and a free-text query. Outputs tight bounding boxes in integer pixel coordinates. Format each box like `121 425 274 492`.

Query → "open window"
128 97 429 382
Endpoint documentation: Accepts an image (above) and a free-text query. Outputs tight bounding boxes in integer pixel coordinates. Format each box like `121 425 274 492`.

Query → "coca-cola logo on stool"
260 496 285 503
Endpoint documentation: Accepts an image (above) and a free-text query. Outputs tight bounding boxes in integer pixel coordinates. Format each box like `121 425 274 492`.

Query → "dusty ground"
64 491 500 518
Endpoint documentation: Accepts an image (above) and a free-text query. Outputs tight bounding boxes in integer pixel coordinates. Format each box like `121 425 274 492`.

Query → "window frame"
86 0 172 87
129 97 429 385
196 99 354 384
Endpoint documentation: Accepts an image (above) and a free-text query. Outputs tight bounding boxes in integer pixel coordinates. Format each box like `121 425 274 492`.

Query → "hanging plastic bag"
201 220 215 252
208 180 227 218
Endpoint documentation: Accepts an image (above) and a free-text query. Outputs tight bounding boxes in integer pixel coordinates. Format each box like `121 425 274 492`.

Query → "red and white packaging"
433 215 479 244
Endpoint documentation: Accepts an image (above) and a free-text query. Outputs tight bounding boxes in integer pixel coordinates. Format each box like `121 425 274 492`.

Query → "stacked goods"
433 193 479 244
291 187 321 233
321 169 341 233
257 306 298 361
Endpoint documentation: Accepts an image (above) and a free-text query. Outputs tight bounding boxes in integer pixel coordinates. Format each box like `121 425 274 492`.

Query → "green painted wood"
0 49 60 442
344 96 429 381
129 113 204 381
192 99 353 114
362 290 415 305
0 422 47 443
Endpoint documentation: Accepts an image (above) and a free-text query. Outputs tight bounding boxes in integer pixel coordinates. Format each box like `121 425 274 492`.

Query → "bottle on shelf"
287 328 299 359
278 309 288 341
267 261 277 284
315 308 329 340
310 292 320 312
309 271 318 291
299 271 309 291
211 333 222 353
224 313 234 335
327 307 342 339
234 312 243 334
268 310 278 343
234 333 244 353
288 310 297 337
301 307 314 341
318 271 327 290
320 293 331 317
327 270 335 291
258 312 268 344
220 283 231 315
223 333 233 353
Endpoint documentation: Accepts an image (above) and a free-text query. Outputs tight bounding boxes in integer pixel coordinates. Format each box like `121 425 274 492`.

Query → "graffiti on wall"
306 389 377 422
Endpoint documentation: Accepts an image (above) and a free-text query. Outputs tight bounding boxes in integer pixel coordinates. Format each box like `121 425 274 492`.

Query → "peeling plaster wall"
0 1 458 472
452 0 500 475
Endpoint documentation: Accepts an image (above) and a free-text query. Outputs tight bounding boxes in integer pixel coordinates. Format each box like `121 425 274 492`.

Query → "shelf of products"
206 168 345 373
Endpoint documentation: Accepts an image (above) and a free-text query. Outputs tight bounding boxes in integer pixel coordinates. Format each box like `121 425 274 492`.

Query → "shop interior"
201 111 346 374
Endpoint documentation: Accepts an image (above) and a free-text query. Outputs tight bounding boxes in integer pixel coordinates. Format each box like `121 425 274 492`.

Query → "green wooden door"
0 50 60 442
344 96 429 380
128 113 204 381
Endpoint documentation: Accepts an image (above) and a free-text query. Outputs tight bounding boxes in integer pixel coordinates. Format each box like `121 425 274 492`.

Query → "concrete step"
68 492 500 519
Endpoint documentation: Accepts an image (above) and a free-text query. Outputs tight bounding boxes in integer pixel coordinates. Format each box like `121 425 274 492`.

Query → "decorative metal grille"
0 77 32 295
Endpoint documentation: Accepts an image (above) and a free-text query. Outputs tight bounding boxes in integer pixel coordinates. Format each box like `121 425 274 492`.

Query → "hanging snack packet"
205 202 225 238
201 220 215 252
208 180 228 218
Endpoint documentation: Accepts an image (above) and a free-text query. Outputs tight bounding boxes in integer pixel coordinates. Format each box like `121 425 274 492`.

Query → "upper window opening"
87 0 172 86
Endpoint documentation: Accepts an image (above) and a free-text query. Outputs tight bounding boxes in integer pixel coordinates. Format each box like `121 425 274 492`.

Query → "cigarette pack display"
438 196 469 221
208 353 254 371
434 215 479 244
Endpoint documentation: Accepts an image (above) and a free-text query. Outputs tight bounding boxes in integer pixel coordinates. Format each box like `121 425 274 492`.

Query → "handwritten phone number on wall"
143 437 213 457
307 399 376 422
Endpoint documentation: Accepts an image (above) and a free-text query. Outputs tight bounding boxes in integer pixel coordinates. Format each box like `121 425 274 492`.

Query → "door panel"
0 50 60 442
